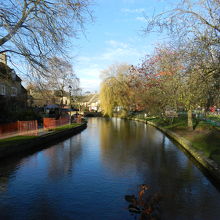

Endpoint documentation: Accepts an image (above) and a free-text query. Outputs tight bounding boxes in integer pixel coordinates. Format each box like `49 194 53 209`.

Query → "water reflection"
0 118 220 220
0 135 82 192
99 118 220 219
45 136 82 179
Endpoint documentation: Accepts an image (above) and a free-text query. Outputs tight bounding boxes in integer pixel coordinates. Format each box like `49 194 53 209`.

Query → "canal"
0 118 220 219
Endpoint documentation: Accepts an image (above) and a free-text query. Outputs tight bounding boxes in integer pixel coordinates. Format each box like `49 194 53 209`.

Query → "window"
11 70 16 80
0 84 6 95
11 87 17 96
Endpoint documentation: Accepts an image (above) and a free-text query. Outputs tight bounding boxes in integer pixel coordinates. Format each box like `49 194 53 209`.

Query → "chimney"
0 52 7 64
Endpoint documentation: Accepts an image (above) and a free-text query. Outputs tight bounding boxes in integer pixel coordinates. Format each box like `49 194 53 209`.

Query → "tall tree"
100 64 131 117
44 57 79 106
0 0 93 72
27 57 79 106
142 0 220 127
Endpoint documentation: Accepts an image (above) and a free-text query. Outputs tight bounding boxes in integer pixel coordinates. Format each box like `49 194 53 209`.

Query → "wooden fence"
0 116 73 137
43 117 70 129
0 120 38 137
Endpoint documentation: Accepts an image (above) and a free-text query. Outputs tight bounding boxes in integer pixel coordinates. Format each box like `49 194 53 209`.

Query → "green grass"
0 135 37 148
0 123 83 152
207 115 220 123
143 116 220 165
48 123 81 132
146 116 189 129
191 131 220 162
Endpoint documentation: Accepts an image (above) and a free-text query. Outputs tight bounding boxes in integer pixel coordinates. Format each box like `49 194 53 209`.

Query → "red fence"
43 117 70 129
0 120 38 137
0 116 73 137
17 121 38 134
0 122 18 135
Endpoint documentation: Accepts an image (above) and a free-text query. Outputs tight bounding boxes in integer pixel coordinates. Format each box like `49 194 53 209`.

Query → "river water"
0 118 220 220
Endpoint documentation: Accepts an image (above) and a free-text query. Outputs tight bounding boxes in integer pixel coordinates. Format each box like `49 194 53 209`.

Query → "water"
0 118 220 220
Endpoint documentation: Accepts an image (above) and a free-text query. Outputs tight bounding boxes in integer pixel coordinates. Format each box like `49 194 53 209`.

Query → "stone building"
0 53 27 122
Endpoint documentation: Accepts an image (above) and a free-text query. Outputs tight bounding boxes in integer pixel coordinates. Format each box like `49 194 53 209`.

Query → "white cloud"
80 78 101 92
75 40 148 91
77 66 102 79
77 56 93 62
76 40 142 65
106 40 128 49
76 66 102 92
135 16 146 22
121 8 145 13
122 0 136 4
100 42 144 63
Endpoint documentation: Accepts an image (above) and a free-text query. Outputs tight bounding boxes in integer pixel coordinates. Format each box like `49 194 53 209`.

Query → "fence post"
17 121 20 134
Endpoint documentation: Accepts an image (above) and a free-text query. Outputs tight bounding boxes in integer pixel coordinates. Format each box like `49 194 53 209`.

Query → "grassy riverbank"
143 116 220 165
0 123 86 157
0 135 37 148
48 123 81 131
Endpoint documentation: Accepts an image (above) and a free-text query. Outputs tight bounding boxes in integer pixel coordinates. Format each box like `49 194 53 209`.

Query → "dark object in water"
125 184 162 220
125 195 136 203
128 204 141 213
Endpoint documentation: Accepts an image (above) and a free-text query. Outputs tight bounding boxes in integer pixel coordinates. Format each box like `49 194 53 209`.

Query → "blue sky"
70 0 174 92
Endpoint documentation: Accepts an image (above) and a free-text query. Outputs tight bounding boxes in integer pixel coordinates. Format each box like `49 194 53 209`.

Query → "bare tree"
45 57 79 105
0 0 93 72
27 57 79 107
144 0 220 40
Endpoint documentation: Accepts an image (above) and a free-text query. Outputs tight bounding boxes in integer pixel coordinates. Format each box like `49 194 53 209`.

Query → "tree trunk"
187 109 193 130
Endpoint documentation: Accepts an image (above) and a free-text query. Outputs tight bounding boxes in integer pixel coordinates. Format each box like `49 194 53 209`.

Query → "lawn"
0 135 37 148
0 123 81 148
145 116 220 165
48 123 81 131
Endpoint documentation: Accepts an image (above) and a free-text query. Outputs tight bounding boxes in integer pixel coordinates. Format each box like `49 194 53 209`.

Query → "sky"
70 0 174 93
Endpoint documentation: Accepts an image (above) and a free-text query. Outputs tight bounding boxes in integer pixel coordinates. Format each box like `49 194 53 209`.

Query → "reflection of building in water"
0 176 9 192
43 135 82 179
0 155 27 193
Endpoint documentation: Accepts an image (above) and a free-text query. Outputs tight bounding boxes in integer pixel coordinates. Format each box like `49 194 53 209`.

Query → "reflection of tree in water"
44 135 82 180
0 134 82 192
99 118 220 219
0 155 36 192
99 118 164 174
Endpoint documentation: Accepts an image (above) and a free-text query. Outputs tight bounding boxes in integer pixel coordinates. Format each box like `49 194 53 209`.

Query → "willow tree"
100 64 132 117
100 77 117 117
0 0 93 74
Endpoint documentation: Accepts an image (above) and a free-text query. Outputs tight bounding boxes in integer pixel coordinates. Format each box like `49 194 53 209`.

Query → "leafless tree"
44 57 79 105
0 0 93 72
27 56 80 106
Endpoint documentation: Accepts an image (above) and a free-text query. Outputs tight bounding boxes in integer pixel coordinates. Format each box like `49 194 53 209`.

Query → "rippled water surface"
0 118 220 220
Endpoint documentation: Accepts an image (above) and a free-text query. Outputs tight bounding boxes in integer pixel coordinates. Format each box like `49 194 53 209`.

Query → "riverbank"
0 123 87 159
128 116 220 183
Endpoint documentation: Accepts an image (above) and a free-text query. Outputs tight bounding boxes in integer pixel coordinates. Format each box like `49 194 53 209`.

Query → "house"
0 53 27 122
87 93 100 112
78 93 101 112
27 85 72 109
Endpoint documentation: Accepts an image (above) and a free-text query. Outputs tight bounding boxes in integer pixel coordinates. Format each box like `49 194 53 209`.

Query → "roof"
0 62 12 76
88 94 99 104
0 62 22 82
80 93 99 103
